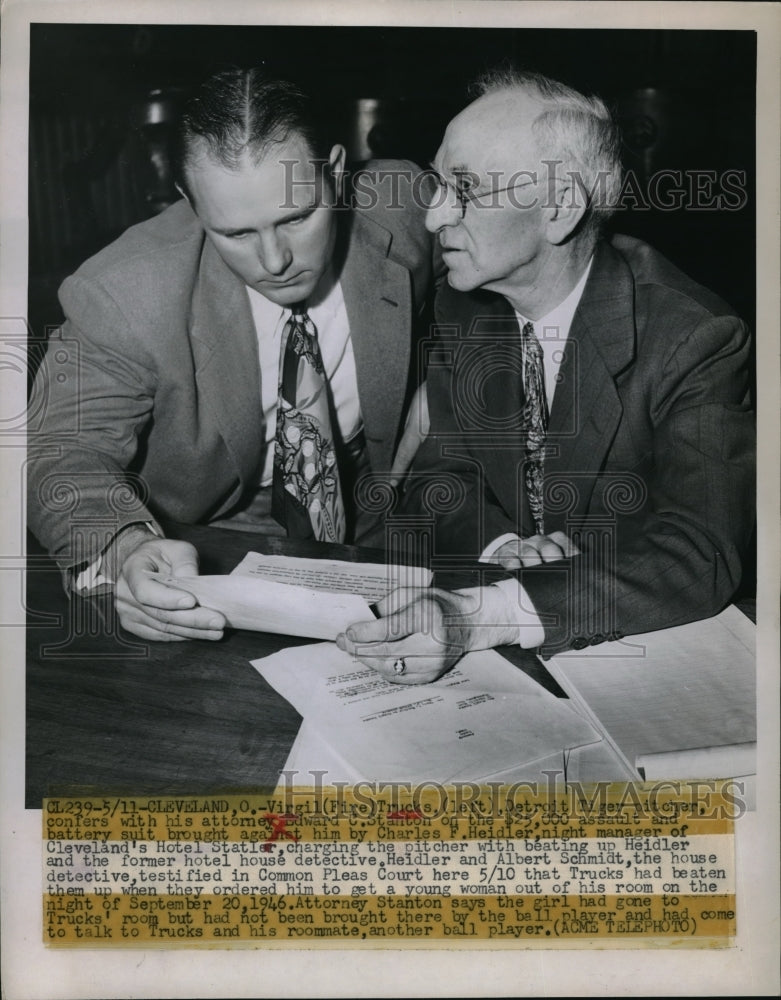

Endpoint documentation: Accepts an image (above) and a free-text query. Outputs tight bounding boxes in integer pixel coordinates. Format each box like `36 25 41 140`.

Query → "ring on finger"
392 657 407 676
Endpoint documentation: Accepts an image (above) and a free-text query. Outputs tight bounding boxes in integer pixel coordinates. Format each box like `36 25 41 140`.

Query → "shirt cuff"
71 521 161 594
73 559 112 593
479 532 522 563
487 577 546 649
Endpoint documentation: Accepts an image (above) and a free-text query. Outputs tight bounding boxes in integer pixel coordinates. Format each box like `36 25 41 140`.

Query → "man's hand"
487 531 579 570
336 585 520 685
115 538 226 642
389 381 429 486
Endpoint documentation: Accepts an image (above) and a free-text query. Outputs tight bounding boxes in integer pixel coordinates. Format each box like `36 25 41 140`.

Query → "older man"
339 68 754 683
28 69 438 641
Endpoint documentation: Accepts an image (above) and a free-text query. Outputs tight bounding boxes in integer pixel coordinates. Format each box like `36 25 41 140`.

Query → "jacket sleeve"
27 274 161 572
522 312 755 656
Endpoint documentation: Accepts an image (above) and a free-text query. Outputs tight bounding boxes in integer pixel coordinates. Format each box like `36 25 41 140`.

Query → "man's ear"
544 172 588 245
327 144 347 200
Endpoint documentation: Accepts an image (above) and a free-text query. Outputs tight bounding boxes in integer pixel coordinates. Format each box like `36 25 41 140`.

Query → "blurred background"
28 24 756 353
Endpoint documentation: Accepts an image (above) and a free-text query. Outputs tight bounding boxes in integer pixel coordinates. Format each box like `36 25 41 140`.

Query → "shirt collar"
515 256 594 339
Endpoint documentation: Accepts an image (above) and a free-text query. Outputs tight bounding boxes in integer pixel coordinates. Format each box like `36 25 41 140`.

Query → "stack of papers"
252 644 602 783
543 605 756 782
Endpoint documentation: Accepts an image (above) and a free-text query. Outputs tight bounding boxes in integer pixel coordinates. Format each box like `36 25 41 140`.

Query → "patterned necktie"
521 321 548 536
272 306 346 543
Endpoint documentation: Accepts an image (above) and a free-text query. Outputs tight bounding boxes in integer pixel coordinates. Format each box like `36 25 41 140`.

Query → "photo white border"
1 1 778 997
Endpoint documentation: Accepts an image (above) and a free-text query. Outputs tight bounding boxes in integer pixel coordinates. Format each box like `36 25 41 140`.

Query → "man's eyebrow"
428 163 480 187
276 201 318 222
211 203 317 235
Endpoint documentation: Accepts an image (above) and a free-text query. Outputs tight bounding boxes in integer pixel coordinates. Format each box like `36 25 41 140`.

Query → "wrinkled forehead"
434 91 543 182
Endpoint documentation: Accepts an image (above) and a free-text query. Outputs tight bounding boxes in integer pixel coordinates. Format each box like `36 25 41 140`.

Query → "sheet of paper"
232 551 432 602
543 605 756 777
283 721 365 784
252 643 601 783
283 718 572 786
168 574 372 640
168 554 430 640
636 742 758 811
636 742 757 780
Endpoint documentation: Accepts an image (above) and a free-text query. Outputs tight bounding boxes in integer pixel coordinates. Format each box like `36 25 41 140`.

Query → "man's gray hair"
474 68 623 237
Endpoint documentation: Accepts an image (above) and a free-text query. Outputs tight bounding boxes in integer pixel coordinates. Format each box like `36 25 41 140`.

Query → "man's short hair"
473 67 623 237
175 68 331 197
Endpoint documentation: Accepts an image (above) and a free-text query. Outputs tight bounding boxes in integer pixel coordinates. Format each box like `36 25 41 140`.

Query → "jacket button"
590 634 605 645
572 637 589 650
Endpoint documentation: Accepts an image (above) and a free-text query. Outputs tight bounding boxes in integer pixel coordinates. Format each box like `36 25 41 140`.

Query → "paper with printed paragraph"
43 781 740 948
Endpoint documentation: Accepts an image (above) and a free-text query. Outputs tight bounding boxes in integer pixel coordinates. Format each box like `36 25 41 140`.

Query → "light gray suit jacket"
28 161 437 570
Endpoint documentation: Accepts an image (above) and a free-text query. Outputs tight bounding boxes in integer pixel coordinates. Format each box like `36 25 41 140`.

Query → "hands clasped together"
490 531 579 570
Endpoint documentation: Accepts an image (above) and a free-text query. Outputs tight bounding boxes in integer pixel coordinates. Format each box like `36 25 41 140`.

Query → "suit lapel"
190 238 264 491
545 240 637 528
442 286 528 524
339 212 412 472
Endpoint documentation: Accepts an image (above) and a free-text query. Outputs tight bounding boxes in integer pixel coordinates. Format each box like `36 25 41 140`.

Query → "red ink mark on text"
386 809 424 821
262 813 300 851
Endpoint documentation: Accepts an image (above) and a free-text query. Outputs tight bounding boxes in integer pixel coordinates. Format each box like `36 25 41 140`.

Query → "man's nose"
425 186 462 234
258 231 292 276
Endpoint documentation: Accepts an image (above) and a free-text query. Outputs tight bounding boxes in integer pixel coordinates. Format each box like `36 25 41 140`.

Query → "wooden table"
25 523 570 808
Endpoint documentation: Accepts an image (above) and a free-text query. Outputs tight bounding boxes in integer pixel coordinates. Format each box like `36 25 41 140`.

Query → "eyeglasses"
432 172 538 219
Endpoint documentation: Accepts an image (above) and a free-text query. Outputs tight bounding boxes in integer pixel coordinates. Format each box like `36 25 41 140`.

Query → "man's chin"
445 268 480 293
254 276 317 307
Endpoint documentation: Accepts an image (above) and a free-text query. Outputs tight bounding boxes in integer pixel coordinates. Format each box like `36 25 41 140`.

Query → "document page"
635 742 757 779
252 644 601 782
168 574 372 641
284 717 577 786
232 551 432 602
543 605 756 777
170 554 432 640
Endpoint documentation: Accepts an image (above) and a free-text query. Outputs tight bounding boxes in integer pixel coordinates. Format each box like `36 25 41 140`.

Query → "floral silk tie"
521 321 548 536
272 306 346 543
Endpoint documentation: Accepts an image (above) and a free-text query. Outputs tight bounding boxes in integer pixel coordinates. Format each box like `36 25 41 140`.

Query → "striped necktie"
272 306 346 543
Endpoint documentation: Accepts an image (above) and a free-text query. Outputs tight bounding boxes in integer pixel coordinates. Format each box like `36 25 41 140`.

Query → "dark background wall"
28 24 756 348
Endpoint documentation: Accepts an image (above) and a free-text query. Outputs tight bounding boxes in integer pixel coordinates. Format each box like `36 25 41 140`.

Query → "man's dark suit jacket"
405 234 755 655
28 161 437 572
